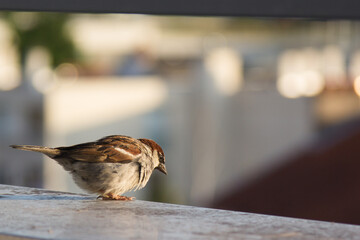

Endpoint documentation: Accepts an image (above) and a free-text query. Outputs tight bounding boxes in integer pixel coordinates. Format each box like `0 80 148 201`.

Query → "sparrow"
10 135 167 201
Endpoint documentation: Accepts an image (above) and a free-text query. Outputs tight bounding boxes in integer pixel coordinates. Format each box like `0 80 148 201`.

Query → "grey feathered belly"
70 162 141 195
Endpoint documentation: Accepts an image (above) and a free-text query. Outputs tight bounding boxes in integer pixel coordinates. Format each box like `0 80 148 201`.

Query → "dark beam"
1 0 360 19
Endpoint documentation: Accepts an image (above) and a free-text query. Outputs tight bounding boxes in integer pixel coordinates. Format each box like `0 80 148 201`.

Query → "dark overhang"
0 0 360 19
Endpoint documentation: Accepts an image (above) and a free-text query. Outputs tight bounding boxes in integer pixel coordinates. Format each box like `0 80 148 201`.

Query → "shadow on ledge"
0 184 94 201
0 194 93 200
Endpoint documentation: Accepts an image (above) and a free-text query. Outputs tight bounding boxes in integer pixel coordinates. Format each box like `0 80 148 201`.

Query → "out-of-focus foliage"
3 12 76 67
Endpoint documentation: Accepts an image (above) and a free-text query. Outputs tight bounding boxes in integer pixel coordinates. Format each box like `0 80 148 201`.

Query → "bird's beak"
156 163 167 175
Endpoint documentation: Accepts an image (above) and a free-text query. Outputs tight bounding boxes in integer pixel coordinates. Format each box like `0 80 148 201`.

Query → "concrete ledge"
1 184 360 239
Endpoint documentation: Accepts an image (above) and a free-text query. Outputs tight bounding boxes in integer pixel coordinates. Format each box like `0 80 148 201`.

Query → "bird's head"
139 138 167 175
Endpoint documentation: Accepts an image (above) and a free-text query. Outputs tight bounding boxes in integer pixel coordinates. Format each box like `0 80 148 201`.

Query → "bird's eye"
159 154 165 163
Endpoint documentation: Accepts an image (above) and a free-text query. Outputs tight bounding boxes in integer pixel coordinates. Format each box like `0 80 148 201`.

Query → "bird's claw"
99 194 135 201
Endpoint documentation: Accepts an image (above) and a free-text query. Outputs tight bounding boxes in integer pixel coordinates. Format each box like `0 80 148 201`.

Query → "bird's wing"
56 135 142 163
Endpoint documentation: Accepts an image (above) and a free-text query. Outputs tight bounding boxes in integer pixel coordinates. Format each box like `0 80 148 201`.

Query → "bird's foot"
100 193 135 201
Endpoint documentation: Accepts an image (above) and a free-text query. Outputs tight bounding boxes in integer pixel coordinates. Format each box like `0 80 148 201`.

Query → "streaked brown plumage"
10 135 167 200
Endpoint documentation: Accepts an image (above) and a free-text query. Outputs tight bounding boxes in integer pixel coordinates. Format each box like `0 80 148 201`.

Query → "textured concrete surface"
1 184 360 240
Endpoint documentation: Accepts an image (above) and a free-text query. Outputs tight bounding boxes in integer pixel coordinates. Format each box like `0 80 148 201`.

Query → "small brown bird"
10 135 167 201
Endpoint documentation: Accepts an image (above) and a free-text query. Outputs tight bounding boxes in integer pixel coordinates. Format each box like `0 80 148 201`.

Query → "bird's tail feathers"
10 145 60 158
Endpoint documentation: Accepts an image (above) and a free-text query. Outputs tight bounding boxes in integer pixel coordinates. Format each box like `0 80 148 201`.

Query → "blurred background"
1 12 360 224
